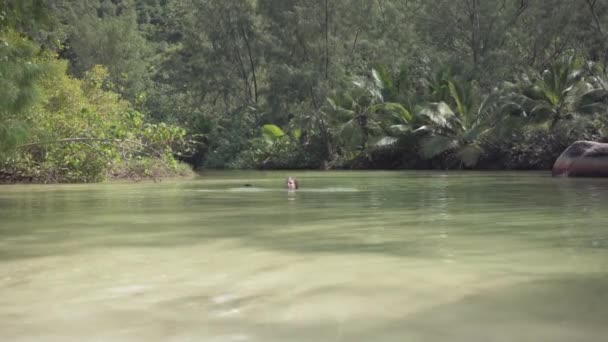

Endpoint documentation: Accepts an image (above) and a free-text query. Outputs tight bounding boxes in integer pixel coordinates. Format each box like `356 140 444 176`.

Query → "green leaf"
577 89 608 114
326 97 338 110
261 124 285 142
389 124 411 134
529 104 556 121
371 69 385 90
372 136 398 148
448 80 466 118
384 102 413 123
292 128 302 139
523 85 546 101
417 102 455 129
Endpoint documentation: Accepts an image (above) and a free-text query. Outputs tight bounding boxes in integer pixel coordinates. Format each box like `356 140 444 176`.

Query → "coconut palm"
416 77 507 168
574 61 608 116
324 69 412 159
499 55 588 127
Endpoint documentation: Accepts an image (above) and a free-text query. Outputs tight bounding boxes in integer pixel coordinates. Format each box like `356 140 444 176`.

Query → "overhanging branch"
15 138 164 157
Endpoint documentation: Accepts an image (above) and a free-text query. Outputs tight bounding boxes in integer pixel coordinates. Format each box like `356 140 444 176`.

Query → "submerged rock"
552 141 608 177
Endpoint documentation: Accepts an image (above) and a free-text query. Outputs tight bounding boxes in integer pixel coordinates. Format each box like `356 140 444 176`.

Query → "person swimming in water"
286 177 298 190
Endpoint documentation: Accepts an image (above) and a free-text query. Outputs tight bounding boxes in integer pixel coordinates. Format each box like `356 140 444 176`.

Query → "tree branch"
585 0 605 36
16 138 164 157
324 0 330 80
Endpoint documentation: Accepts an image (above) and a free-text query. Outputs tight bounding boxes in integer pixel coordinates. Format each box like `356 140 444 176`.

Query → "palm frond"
372 136 399 148
417 102 455 129
371 69 385 91
529 104 556 121
448 80 466 118
576 88 608 114
373 64 396 100
389 124 412 135
461 125 484 143
369 102 412 123
523 85 546 101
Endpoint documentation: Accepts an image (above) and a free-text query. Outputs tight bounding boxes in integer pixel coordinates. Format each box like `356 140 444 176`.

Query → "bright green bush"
1 34 190 182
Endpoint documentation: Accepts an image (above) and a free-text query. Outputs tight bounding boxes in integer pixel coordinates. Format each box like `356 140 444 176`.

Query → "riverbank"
0 159 194 184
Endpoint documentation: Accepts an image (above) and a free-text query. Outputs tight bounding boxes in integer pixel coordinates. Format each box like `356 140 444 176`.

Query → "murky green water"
1 171 608 341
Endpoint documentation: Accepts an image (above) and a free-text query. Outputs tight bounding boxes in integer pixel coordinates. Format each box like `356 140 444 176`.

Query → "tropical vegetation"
2 0 608 182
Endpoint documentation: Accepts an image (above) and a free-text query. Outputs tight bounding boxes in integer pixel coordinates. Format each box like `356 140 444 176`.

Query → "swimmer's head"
286 177 298 190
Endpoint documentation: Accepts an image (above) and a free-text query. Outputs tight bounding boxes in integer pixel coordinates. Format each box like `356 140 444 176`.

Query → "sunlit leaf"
372 136 398 148
292 128 302 139
417 102 455 129
261 124 285 143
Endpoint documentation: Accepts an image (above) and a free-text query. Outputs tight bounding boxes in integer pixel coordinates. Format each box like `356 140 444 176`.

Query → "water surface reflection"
1 171 607 341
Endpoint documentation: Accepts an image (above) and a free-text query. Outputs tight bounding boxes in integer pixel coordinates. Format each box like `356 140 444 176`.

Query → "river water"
1 171 607 341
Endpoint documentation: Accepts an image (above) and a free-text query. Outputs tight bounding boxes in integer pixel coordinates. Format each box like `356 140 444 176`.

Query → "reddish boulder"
552 141 608 177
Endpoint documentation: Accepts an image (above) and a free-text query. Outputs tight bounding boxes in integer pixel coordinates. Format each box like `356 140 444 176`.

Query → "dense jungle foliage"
2 0 608 181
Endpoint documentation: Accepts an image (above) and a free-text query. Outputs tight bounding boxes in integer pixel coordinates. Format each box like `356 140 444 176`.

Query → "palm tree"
324 69 412 160
500 55 588 127
416 77 506 168
574 60 608 117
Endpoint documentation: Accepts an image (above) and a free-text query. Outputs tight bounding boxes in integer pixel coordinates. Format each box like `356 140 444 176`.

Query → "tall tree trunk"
241 27 258 103
324 0 329 80
228 24 252 102
350 28 360 62
464 0 481 67
318 118 334 164
234 47 252 102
